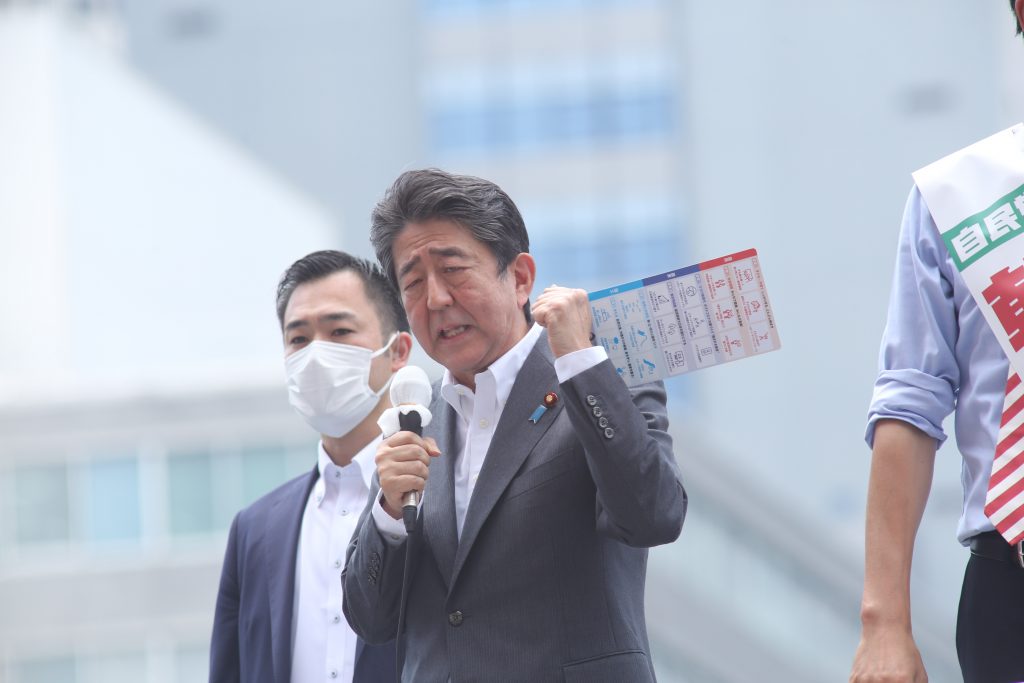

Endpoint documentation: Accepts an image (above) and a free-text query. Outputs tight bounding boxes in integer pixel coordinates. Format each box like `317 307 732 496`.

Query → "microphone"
388 365 433 532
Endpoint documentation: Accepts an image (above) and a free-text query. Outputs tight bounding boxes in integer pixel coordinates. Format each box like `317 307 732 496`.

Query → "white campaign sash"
913 124 1024 372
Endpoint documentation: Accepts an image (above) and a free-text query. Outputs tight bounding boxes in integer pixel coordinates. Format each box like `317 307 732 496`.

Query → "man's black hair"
276 250 409 337
369 168 532 323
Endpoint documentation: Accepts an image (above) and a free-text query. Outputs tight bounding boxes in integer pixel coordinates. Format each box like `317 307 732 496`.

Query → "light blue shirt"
867 185 1007 545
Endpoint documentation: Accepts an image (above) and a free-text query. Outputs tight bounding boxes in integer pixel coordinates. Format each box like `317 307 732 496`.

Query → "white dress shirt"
373 324 607 540
290 438 378 683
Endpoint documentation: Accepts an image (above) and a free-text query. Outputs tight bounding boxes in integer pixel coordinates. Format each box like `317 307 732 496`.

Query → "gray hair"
370 168 532 322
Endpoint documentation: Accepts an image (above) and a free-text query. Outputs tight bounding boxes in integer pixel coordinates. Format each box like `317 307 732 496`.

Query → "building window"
175 644 208 683
78 652 147 683
429 88 674 154
84 457 141 542
9 656 76 683
422 0 658 17
13 463 70 544
167 451 215 535
241 447 288 506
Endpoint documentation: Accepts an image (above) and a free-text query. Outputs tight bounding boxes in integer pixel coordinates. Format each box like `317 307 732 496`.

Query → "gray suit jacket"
343 335 686 682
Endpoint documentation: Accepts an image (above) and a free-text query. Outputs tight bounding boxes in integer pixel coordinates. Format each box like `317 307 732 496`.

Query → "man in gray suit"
343 169 687 682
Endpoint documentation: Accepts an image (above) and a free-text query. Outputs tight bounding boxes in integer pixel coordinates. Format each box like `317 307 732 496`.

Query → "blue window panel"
11 657 76 683
431 109 488 152
510 100 545 152
481 102 518 148
533 228 681 286
613 90 674 137
79 652 147 683
14 464 69 544
175 644 209 683
593 92 621 139
422 0 659 17
241 447 287 506
428 87 673 154
168 452 214 535
540 96 589 145
85 457 141 542
287 445 318 480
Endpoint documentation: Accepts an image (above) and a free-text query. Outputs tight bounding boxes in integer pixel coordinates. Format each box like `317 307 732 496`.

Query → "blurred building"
4 0 1024 681
0 7 333 682
113 0 422 262
416 0 687 295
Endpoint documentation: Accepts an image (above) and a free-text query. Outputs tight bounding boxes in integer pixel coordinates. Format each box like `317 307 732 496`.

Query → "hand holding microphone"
375 366 439 532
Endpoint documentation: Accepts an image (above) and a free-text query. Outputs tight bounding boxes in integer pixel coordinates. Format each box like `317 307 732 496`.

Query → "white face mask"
285 333 397 438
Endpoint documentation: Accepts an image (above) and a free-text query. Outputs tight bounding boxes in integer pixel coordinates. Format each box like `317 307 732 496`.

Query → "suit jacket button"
586 395 598 406
592 406 603 418
448 610 464 627
598 416 609 428
604 427 615 439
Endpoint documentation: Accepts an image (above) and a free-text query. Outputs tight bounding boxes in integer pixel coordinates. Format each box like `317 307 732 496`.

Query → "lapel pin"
529 392 558 424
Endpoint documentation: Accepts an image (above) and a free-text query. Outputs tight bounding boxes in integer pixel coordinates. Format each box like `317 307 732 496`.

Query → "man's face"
392 219 534 387
282 270 393 392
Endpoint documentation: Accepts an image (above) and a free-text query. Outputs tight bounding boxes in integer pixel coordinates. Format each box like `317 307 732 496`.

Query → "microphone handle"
398 410 424 532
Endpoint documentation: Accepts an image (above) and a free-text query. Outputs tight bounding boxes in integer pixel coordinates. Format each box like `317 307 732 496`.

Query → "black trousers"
956 550 1024 682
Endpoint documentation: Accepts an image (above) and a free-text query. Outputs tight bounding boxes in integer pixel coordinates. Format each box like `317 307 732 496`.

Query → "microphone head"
390 365 433 407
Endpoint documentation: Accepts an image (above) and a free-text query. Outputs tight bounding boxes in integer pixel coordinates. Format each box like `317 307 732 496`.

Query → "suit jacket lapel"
266 467 317 683
449 335 562 590
423 394 458 588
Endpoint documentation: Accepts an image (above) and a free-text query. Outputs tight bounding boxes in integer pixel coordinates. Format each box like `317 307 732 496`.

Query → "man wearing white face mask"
210 250 412 683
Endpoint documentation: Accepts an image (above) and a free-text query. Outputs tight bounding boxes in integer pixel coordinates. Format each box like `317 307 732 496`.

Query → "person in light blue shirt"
850 158 1024 683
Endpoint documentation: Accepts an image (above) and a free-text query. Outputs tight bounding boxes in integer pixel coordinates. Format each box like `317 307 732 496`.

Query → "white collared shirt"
290 438 378 683
439 323 544 536
372 324 607 540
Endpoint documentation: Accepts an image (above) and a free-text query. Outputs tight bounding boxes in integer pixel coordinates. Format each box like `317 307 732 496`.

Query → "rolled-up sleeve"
866 186 960 447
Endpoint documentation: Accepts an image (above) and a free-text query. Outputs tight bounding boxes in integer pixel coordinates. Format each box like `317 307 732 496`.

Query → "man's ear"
511 252 536 312
390 331 414 372
1017 0 1024 34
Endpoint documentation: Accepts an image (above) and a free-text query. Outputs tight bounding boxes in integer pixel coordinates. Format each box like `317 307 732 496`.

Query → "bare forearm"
860 419 937 628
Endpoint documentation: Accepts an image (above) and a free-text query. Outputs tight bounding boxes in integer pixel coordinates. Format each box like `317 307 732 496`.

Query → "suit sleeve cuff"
554 345 608 384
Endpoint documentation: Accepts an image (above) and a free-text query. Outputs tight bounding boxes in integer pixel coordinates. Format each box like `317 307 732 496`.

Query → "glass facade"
425 53 676 153
653 509 859 678
424 0 658 17
174 644 209 683
2 443 312 556
167 451 216 536
7 649 204 683
12 463 70 545
241 446 291 507
8 656 77 683
77 652 148 683
84 457 141 543
430 88 674 153
420 0 686 302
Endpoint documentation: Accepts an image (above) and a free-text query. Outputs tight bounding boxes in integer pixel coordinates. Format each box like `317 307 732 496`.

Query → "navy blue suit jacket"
210 466 397 683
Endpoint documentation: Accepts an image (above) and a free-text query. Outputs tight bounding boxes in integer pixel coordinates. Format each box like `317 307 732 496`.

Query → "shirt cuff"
371 494 412 545
553 345 608 384
865 369 954 448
